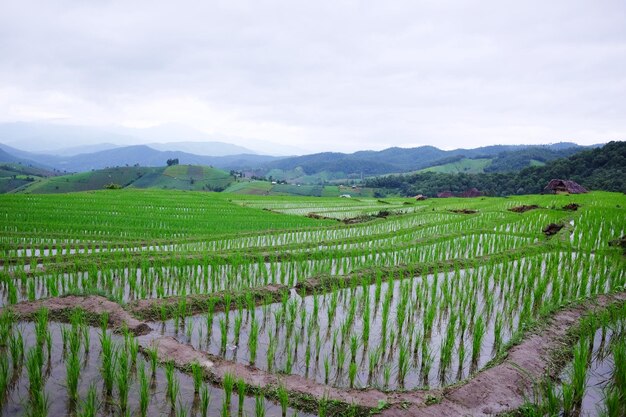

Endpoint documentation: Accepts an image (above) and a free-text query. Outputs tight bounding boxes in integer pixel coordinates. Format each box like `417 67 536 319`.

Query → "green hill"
419 158 492 174
130 164 235 191
0 163 56 193
366 141 626 196
15 164 236 194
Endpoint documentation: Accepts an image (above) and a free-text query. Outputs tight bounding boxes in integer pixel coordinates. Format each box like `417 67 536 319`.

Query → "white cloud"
0 0 624 152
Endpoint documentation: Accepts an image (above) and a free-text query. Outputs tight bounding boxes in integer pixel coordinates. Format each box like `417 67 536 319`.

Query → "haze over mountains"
0 122 306 157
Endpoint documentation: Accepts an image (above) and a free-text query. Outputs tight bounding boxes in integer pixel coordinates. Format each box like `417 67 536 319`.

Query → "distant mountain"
0 143 282 172
260 143 592 176
39 143 120 156
147 141 255 156
0 122 265 156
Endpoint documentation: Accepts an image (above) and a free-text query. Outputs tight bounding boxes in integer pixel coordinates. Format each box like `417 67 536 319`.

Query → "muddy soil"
508 205 540 213
3 295 152 335
562 203 580 211
449 209 478 214
543 223 564 236
378 292 626 417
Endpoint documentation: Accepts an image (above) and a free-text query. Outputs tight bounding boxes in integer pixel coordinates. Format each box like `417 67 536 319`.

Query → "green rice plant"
349 361 357 388
248 319 259 366
117 350 130 412
0 356 10 406
277 383 288 417
77 384 98 417
234 311 243 345
471 316 485 367
200 385 211 417
66 349 81 406
254 394 265 417
237 378 246 415
285 343 295 374
324 355 330 384
318 395 329 417
28 388 50 417
166 360 175 398
223 372 235 413
570 338 589 405
25 347 43 395
147 345 158 376
382 363 391 389
169 376 180 409
220 318 228 354
99 331 117 396
139 363 150 417
350 335 359 363
192 362 203 394
493 312 502 353
9 329 24 370
368 348 379 384
397 342 409 388
336 346 346 377
176 401 188 417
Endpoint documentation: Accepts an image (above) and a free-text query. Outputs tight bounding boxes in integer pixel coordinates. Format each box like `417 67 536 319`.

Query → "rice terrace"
0 187 624 417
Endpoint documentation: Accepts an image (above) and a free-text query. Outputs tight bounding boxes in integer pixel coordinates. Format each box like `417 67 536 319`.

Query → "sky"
0 0 625 153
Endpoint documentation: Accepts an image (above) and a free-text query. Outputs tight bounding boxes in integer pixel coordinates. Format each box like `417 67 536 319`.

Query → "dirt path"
2 295 152 335
138 335 433 411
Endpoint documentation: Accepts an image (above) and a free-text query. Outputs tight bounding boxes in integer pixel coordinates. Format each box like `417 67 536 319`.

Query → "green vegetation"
366 141 626 196
0 187 623 416
15 164 237 194
419 158 492 174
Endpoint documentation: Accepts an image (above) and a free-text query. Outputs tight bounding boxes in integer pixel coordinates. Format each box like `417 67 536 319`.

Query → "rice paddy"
0 189 624 416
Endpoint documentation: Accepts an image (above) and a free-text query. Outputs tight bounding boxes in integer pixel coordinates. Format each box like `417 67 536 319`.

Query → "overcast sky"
0 1 625 153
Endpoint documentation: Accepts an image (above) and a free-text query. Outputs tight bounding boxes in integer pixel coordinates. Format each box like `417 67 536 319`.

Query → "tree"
166 158 179 166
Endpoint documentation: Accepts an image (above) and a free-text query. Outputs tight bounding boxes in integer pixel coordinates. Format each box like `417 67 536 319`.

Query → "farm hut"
544 179 588 194
414 194 427 201
461 188 482 198
437 191 454 198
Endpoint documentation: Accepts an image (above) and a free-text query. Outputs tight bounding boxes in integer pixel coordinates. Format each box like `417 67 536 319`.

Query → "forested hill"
365 141 626 196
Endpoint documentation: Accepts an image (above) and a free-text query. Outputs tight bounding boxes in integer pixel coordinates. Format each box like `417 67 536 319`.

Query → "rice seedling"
237 378 246 415
255 394 265 417
223 372 235 415
200 385 211 417
192 362 203 394
139 363 150 417
65 348 81 406
77 384 98 417
117 350 130 412
277 383 289 417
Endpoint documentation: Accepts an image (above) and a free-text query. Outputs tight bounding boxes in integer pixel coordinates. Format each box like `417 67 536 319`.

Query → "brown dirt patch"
543 223 564 236
3 295 152 335
508 205 540 213
449 209 478 214
562 203 580 211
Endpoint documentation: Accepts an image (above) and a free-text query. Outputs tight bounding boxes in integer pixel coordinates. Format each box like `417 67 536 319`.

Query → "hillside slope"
366 141 626 196
15 164 236 194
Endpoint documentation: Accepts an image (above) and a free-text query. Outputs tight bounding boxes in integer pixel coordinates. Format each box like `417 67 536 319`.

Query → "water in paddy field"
559 320 625 417
0 322 314 417
154 266 535 391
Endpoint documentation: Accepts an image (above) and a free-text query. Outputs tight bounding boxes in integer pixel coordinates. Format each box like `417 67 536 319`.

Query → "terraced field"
0 190 624 416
